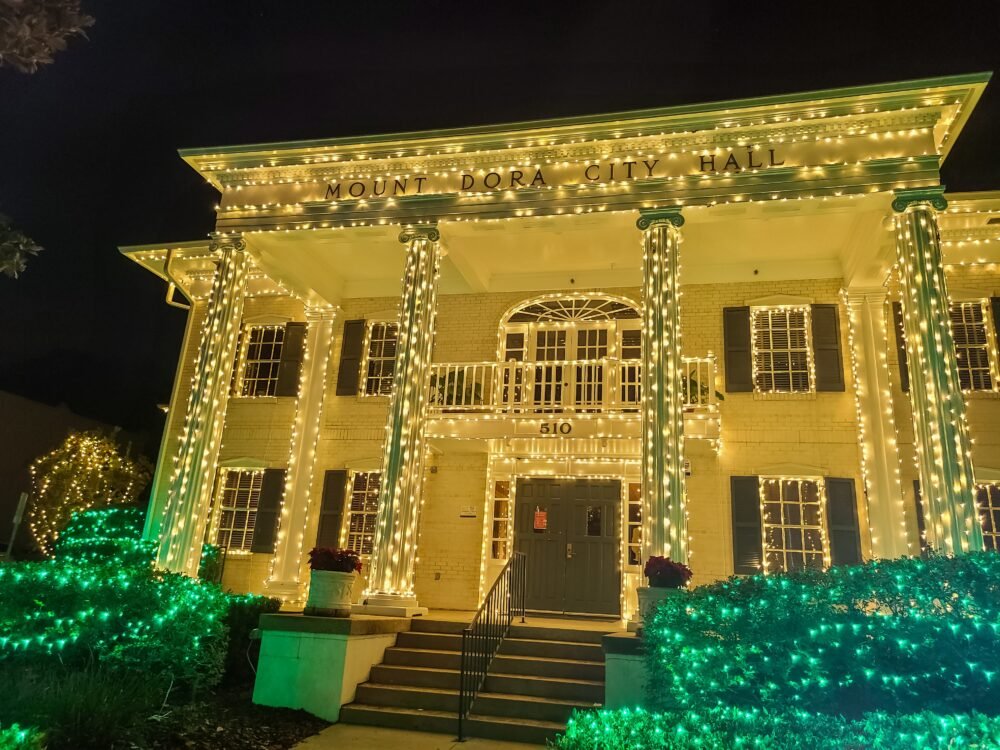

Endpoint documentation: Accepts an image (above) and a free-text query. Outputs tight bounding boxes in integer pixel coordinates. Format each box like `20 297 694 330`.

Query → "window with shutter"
234 325 286 397
210 469 264 552
760 477 827 571
344 472 382 555
949 301 995 392
362 322 399 396
751 307 813 393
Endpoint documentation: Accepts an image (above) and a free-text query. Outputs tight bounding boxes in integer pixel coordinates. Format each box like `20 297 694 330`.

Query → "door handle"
566 543 573 559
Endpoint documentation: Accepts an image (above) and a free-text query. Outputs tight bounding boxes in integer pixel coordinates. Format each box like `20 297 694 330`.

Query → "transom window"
760 478 827 572
362 322 399 396
950 301 995 392
977 484 1000 550
236 325 285 397
344 472 381 555
213 469 263 551
752 307 813 393
507 296 640 323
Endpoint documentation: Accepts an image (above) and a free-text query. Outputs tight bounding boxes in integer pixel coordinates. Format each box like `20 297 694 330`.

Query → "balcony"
424 356 720 442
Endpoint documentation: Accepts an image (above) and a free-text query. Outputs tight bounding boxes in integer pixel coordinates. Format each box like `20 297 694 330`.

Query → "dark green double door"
514 478 620 616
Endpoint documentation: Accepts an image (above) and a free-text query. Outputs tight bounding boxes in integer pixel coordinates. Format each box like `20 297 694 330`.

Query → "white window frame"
209 468 264 553
759 476 830 573
751 305 815 394
949 300 999 393
234 324 285 398
360 320 399 397
342 471 382 556
976 483 1000 550
489 479 512 560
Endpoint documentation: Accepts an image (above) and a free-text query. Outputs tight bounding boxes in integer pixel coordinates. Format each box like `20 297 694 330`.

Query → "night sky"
2 1 999 451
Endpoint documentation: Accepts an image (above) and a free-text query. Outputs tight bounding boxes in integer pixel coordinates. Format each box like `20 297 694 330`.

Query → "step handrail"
457 551 526 740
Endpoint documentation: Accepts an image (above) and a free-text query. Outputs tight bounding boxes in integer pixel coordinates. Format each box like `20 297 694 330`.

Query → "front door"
514 478 620 616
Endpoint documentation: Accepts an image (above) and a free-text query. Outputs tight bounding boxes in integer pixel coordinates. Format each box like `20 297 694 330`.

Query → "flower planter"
304 570 356 617
635 586 686 635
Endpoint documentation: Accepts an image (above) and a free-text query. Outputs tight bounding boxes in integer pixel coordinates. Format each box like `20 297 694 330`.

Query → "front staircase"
340 617 609 744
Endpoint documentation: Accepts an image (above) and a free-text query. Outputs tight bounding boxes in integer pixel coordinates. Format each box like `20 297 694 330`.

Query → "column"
155 233 250 575
360 224 442 616
892 187 984 554
637 208 688 564
844 289 911 558
266 307 338 603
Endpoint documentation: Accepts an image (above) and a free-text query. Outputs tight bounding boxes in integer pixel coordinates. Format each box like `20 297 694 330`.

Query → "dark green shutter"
825 477 861 566
811 304 845 392
991 298 1000 345
891 302 910 393
731 476 762 574
250 468 286 553
274 322 308 397
723 307 753 393
315 470 349 548
336 320 367 396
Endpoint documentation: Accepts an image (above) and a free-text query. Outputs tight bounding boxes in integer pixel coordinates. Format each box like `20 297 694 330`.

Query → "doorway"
513 478 620 616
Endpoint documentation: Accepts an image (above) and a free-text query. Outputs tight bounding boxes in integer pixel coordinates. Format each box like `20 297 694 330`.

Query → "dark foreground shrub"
223 594 282 684
645 552 1000 716
555 707 1000 750
0 666 164 750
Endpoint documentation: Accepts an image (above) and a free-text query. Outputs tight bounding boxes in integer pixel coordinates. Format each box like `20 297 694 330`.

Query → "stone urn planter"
303 547 362 617
634 556 693 636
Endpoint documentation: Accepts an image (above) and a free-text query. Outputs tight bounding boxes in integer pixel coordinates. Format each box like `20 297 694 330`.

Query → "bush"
222 595 282 685
53 506 154 569
554 707 1000 750
0 724 42 750
644 552 1000 716
0 666 163 750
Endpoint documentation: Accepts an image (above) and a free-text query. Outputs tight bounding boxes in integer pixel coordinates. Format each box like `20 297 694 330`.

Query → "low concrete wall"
603 632 647 709
253 614 410 722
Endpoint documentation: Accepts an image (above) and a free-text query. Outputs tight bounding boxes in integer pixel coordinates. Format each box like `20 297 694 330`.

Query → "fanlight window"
507 296 640 323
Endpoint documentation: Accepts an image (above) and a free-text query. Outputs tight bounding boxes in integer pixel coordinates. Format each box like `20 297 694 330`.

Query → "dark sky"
2 0 999 448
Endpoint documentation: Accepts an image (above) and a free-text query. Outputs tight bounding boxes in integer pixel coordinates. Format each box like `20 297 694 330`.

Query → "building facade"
124 73 1000 622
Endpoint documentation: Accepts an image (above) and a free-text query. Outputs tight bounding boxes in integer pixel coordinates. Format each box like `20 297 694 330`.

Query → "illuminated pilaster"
637 208 688 564
266 307 338 603
845 289 910 558
155 234 249 575
360 224 442 616
892 187 984 554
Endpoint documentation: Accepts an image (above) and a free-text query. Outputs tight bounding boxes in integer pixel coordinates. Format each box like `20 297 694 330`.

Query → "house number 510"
539 422 572 435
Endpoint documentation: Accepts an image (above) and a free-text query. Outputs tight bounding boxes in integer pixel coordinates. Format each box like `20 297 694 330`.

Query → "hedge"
0 725 42 750
554 706 1000 750
644 552 1000 716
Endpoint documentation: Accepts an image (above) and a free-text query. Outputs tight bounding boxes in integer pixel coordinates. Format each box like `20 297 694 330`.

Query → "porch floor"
423 609 626 633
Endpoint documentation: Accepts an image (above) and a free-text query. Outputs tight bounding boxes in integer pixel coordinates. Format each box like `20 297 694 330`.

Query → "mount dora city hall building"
126 73 1000 621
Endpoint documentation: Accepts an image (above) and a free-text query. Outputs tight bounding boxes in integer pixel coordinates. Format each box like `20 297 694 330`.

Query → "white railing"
427 356 717 414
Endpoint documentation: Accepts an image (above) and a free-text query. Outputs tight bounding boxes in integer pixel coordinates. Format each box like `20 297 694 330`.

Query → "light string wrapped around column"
155 234 249 575
364 224 442 610
891 187 983 554
637 207 688 564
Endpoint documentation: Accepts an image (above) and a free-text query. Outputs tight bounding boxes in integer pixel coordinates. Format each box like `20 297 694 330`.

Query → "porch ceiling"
245 192 898 303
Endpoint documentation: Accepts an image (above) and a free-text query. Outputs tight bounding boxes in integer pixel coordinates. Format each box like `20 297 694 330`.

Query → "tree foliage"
0 215 42 279
0 0 93 73
27 430 151 555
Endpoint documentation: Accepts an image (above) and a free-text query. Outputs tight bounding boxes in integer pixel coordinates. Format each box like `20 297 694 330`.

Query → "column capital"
637 207 684 231
891 186 947 214
209 231 246 252
398 223 440 244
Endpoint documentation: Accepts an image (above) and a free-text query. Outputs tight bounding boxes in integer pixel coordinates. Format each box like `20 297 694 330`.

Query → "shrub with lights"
555 553 1000 748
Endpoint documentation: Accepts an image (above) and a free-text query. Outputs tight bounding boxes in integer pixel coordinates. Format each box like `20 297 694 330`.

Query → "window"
752 307 812 393
362 322 398 396
344 472 381 555
213 470 263 551
626 482 642 566
760 478 827 572
950 302 995 392
977 484 1000 550
490 480 512 559
236 325 285 397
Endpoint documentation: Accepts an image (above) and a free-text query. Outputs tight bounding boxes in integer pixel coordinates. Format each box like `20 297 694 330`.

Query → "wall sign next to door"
539 422 573 435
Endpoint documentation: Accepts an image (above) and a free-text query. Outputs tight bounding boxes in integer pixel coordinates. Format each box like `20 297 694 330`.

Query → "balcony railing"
427 356 717 415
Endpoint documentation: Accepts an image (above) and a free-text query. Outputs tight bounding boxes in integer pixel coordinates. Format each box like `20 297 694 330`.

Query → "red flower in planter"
643 556 693 589
308 547 362 574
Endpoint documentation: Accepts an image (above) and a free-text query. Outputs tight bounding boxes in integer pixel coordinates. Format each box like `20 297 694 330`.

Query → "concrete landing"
295 724 541 749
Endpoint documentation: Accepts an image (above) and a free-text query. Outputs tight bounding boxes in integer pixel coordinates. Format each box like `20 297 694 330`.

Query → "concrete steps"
339 616 614 745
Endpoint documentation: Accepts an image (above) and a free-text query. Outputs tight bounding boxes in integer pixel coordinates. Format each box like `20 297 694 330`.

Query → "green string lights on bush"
0 724 42 750
554 706 1000 750
644 552 1000 717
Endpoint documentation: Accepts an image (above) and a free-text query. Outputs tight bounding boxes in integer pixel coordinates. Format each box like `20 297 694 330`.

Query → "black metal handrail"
457 551 526 740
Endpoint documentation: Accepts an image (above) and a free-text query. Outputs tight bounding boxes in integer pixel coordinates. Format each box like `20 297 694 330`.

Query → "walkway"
294 724 541 749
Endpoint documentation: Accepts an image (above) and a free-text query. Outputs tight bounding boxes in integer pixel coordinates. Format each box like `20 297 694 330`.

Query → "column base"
264 579 306 607
352 593 428 618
